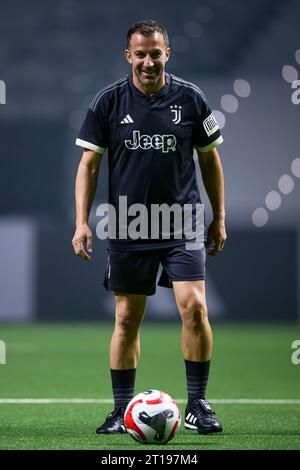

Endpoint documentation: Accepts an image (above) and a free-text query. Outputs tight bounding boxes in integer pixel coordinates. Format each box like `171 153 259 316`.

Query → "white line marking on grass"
210 399 300 404
0 398 300 404
0 399 114 404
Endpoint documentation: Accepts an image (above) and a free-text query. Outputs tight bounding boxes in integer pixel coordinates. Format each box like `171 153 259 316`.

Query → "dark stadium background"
0 0 299 324
1 0 300 453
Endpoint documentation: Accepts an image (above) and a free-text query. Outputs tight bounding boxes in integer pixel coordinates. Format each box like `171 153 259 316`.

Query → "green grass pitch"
0 323 299 450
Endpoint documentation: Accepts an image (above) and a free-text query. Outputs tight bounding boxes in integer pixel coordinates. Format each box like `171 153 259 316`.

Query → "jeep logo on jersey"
125 130 177 153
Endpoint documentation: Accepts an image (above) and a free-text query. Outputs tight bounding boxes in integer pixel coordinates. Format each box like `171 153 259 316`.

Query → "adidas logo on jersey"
121 114 134 124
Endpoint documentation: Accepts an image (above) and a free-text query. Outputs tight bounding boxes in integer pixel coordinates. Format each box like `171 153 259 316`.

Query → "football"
124 389 181 444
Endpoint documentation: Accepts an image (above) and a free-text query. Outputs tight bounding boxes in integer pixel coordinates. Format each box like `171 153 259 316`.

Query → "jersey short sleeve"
192 91 223 152
75 94 109 154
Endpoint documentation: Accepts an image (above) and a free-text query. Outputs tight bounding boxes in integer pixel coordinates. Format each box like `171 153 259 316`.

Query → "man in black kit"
73 20 226 435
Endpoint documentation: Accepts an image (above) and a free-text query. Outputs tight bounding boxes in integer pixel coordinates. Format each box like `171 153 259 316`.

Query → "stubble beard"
135 68 163 92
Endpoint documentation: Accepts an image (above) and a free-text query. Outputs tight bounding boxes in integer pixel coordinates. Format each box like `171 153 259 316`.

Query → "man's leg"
110 293 146 370
96 293 146 434
173 280 222 434
173 280 211 363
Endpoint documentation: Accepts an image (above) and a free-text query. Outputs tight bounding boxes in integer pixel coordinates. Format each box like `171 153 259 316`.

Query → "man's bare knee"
179 295 208 330
115 294 146 335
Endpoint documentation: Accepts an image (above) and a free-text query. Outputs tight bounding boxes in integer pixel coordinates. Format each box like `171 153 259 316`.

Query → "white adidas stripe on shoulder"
171 74 206 101
91 79 127 111
171 74 203 94
90 76 128 111
90 76 127 108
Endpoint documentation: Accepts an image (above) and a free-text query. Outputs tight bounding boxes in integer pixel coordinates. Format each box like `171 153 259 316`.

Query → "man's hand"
72 223 93 261
205 218 227 256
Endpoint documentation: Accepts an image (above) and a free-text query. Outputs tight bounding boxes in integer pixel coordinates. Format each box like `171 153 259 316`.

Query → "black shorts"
103 244 206 296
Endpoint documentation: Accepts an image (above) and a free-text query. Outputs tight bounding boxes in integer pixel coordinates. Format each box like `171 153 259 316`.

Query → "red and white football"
124 389 181 444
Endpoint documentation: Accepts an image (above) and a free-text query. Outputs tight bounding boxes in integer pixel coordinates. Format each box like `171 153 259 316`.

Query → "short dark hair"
126 20 169 49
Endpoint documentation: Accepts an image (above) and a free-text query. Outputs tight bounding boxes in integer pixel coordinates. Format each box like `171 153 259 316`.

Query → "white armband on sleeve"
75 138 106 154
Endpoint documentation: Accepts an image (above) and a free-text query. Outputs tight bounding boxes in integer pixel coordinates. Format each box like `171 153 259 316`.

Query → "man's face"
125 32 170 93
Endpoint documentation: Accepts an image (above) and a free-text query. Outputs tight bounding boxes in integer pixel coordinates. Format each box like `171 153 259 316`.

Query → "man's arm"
196 146 227 256
72 149 103 261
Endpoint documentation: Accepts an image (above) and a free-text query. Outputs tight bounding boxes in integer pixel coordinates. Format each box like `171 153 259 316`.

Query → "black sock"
185 359 210 402
110 368 136 409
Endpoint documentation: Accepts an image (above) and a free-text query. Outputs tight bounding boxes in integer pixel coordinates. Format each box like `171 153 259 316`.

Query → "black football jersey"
76 73 223 250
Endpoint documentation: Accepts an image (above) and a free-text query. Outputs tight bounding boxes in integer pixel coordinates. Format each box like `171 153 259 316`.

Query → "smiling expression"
125 32 171 95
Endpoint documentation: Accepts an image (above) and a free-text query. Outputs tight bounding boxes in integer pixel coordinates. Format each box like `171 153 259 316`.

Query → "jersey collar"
128 72 171 98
